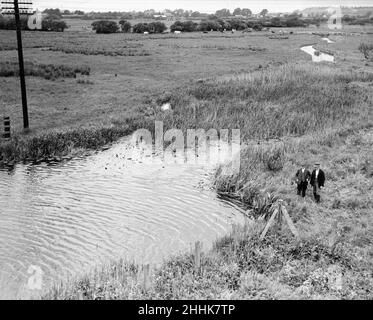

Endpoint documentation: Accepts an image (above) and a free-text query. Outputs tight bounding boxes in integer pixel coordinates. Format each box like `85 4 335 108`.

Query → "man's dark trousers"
311 169 325 203
297 182 308 197
313 184 321 203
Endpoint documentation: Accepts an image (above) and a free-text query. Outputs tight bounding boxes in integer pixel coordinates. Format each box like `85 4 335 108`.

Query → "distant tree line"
43 8 84 16
37 7 373 23
36 7 373 27
170 16 309 32
90 15 330 35
342 14 373 25
170 19 264 32
91 20 168 34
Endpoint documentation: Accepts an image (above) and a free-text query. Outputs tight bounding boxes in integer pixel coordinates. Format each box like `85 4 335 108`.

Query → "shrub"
170 21 183 32
133 22 167 34
42 15 68 32
359 43 373 61
119 20 131 33
218 19 232 31
133 22 150 33
170 20 198 32
149 22 167 33
0 15 28 30
198 20 222 31
91 20 119 34
252 23 263 31
227 19 247 30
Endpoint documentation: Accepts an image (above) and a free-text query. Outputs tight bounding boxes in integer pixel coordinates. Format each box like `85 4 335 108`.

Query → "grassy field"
0 26 372 162
1 23 372 299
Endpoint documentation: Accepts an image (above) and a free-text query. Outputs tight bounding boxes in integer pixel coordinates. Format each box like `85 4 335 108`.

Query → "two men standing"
294 163 326 203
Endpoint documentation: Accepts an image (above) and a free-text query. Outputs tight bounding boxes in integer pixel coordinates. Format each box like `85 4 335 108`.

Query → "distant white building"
153 14 167 19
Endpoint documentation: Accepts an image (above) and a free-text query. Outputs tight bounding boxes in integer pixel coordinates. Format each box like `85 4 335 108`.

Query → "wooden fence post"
143 264 151 292
281 205 300 240
277 201 283 231
194 241 201 273
260 209 278 241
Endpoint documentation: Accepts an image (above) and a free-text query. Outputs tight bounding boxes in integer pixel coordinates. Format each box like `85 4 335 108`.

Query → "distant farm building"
153 12 174 21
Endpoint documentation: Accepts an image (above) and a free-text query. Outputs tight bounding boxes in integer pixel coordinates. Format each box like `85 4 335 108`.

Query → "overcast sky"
32 1 373 13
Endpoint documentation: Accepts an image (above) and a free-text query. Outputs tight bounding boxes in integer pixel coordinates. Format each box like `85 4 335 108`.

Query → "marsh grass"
158 62 373 140
0 61 90 80
47 46 150 56
1 61 372 164
0 117 152 163
42 216 372 300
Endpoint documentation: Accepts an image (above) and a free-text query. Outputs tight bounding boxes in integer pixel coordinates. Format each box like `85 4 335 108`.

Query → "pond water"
321 38 335 44
0 137 244 299
300 45 335 63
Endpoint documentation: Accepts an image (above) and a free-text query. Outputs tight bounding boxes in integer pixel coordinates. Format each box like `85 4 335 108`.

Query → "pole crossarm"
1 1 33 14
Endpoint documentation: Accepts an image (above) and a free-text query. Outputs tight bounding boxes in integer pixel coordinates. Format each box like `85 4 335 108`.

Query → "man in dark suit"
310 163 326 203
294 166 311 197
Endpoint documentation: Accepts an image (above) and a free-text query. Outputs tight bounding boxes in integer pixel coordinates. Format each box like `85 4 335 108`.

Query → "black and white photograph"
0 0 372 305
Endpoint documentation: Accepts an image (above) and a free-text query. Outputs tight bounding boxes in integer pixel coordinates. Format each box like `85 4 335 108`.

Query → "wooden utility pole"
1 1 33 130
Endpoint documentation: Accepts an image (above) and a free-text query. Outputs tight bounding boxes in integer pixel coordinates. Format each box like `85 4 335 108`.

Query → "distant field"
0 25 372 136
